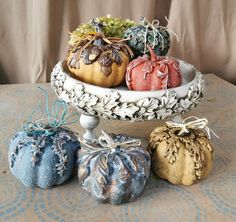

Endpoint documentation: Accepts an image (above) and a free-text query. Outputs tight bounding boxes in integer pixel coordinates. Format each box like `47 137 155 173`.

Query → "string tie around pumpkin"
140 17 179 54
166 116 219 139
79 130 141 152
22 87 79 136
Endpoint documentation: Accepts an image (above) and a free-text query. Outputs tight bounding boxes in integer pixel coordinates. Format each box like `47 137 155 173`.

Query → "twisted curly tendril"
22 87 79 136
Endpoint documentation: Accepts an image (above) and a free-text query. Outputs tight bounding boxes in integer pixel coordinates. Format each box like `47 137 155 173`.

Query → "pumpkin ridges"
37 150 56 188
126 55 149 90
195 136 213 179
94 153 110 193
20 143 39 187
178 130 211 183
78 150 103 183
181 147 196 185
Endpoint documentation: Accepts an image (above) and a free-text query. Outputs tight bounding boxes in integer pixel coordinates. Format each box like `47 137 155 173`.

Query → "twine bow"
140 17 179 54
22 87 79 136
166 116 219 139
79 130 141 152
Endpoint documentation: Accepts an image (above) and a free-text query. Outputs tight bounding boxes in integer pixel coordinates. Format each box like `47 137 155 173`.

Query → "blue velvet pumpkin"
9 127 80 189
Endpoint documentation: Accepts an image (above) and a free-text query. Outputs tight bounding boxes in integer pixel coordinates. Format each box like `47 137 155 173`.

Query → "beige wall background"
0 0 235 84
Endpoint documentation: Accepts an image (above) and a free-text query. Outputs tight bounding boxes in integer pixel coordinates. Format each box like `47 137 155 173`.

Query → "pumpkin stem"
91 18 104 46
147 45 157 62
91 18 104 33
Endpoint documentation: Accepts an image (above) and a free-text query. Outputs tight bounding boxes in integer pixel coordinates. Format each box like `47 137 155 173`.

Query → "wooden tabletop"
0 74 236 222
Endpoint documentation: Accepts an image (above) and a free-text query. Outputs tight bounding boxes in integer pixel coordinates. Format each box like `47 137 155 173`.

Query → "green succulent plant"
68 15 135 46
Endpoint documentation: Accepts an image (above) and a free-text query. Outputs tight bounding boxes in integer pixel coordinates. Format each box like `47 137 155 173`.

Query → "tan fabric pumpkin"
148 124 213 185
67 49 129 88
66 32 132 88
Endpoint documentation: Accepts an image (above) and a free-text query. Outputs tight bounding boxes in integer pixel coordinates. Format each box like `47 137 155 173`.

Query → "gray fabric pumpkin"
77 131 151 205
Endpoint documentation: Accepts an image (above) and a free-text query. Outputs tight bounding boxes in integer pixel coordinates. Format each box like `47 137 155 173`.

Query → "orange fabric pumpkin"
126 46 182 91
66 33 133 88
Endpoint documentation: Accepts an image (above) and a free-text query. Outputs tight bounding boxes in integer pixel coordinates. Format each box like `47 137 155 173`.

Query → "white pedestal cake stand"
51 60 204 141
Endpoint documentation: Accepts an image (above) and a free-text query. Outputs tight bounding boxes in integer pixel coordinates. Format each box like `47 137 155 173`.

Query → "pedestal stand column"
79 114 100 142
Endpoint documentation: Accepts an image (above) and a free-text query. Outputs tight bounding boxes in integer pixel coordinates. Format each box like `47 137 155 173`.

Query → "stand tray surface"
51 60 204 121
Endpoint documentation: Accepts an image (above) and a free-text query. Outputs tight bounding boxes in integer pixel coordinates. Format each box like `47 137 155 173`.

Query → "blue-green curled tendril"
22 87 79 136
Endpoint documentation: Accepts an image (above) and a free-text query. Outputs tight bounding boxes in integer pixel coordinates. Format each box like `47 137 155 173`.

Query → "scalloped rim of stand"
51 60 204 121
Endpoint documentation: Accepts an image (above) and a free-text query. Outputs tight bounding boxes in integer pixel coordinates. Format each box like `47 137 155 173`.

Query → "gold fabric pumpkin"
148 124 213 185
66 33 133 88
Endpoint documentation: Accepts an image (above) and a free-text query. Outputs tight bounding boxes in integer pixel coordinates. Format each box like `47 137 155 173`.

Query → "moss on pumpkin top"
68 15 135 46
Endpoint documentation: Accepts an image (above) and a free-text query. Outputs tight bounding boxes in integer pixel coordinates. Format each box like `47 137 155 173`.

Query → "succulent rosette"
68 15 135 46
